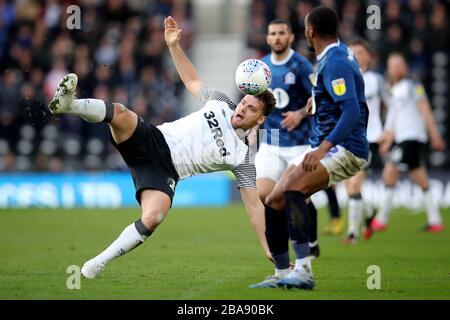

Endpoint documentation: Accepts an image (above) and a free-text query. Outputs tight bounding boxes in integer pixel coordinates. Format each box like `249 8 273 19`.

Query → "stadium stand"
0 0 193 171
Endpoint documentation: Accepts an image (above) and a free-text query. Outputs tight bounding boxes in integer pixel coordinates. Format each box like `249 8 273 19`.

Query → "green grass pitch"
0 205 449 299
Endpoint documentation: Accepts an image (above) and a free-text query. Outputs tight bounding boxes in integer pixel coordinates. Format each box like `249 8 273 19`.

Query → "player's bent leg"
264 164 297 210
251 167 299 289
409 167 444 231
256 178 276 203
372 163 400 231
277 164 329 290
108 103 139 144
307 201 320 259
344 172 366 242
139 189 171 231
48 73 139 145
81 190 171 279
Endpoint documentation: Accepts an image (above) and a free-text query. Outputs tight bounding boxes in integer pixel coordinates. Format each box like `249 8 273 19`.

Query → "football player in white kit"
47 16 277 279
371 53 446 233
343 39 389 243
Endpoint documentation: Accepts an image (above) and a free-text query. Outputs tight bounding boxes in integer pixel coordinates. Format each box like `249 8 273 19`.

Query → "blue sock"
264 205 290 270
284 191 310 259
325 187 340 219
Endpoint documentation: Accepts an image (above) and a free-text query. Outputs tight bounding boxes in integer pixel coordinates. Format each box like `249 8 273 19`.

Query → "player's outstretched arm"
239 188 273 263
164 16 203 98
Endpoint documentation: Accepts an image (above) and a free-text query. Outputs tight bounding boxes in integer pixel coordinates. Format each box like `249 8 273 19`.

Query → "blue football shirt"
261 50 315 147
311 41 369 160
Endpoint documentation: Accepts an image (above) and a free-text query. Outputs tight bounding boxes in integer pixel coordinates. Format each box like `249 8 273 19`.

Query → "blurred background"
0 0 449 208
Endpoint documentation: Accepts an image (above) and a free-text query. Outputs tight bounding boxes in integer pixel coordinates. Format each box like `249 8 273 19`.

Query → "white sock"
275 268 290 279
423 189 442 225
294 257 312 272
348 197 364 237
67 99 107 123
93 223 148 265
376 187 395 224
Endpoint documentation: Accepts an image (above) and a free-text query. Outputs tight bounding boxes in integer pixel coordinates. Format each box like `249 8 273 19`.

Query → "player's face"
387 55 408 82
232 95 265 130
350 44 370 71
266 23 294 54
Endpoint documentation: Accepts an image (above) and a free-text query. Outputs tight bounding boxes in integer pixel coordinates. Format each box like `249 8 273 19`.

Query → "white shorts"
291 145 368 186
255 143 310 181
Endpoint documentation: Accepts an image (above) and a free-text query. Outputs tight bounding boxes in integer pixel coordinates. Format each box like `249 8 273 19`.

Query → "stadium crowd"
0 0 193 171
1 0 449 172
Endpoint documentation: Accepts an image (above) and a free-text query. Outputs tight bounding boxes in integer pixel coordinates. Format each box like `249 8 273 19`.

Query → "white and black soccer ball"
235 59 272 96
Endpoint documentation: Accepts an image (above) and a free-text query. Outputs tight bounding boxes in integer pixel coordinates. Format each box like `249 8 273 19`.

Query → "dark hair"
256 90 277 116
349 38 374 55
307 5 339 38
268 19 292 33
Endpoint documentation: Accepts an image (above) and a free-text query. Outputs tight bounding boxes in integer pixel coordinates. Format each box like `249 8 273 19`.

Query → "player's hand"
281 110 303 131
302 148 327 172
164 16 182 48
430 131 446 151
265 251 274 263
305 97 313 115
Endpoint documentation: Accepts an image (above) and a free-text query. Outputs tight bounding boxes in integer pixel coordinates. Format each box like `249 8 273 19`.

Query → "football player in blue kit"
253 6 369 290
250 19 341 288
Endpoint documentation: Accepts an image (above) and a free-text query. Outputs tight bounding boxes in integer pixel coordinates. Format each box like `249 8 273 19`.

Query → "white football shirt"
363 70 389 143
384 78 428 143
157 87 256 188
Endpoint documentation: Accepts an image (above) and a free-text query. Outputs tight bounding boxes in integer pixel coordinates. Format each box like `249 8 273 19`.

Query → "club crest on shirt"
331 78 346 96
309 73 317 86
284 72 296 85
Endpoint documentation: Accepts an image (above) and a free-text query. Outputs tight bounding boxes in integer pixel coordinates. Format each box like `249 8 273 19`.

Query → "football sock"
377 186 394 224
348 193 364 237
423 188 442 225
308 202 318 246
67 99 114 123
284 191 310 261
264 205 290 270
93 219 152 265
293 255 312 271
275 267 291 279
325 186 340 218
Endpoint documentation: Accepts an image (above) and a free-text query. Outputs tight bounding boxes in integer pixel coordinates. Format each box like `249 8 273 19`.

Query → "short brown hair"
268 19 292 33
256 90 276 116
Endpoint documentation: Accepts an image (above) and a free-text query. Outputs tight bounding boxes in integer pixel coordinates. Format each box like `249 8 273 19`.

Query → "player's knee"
284 173 310 194
112 103 130 119
141 207 166 230
265 193 283 211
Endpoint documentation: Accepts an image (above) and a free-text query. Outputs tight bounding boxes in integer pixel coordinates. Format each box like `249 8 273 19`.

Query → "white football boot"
81 259 105 279
48 73 78 115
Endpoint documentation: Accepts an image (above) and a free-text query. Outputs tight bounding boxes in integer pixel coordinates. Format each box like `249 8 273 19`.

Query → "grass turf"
0 205 449 299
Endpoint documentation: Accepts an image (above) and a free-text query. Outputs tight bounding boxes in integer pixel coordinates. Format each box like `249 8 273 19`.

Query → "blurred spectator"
0 0 193 172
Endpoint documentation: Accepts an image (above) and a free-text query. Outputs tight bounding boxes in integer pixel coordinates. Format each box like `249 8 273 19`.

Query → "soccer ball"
235 59 272 96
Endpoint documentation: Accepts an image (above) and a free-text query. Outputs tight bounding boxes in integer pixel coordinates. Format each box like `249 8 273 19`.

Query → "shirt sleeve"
412 82 427 103
375 73 390 107
198 86 237 110
231 145 256 189
323 61 357 103
298 62 315 94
